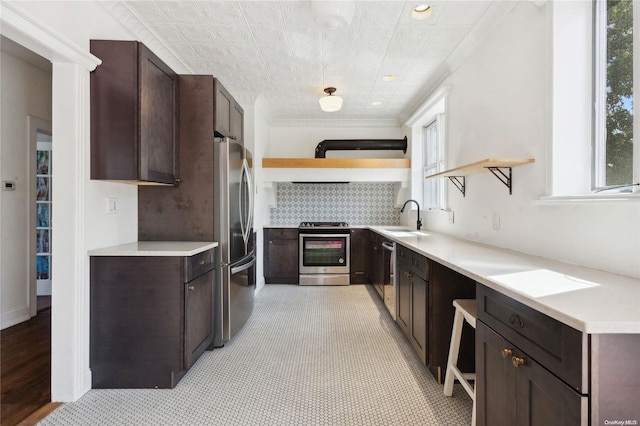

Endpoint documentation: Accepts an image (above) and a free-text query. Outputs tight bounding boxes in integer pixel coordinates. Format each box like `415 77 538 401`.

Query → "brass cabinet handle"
404 271 413 277
188 285 196 291
512 356 525 368
501 348 513 359
199 260 205 266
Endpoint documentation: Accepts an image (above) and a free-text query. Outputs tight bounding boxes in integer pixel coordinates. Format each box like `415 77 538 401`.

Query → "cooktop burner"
299 221 349 228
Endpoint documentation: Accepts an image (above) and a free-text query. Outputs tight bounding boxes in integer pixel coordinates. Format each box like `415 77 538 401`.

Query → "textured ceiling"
100 1 516 126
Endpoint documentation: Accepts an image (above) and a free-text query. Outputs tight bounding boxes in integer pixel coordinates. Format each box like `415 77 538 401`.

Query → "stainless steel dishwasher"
382 240 396 320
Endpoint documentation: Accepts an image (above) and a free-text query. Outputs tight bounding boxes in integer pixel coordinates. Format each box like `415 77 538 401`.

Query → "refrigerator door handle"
239 156 254 246
230 252 256 275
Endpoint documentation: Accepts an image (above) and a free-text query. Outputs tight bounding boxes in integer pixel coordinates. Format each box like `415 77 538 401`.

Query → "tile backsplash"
269 183 400 226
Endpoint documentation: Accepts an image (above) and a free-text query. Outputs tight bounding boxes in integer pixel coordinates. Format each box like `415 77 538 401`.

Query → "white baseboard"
1 304 30 330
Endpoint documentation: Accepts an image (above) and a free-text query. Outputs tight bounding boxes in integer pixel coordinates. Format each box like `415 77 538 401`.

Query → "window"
594 0 638 191
423 115 445 209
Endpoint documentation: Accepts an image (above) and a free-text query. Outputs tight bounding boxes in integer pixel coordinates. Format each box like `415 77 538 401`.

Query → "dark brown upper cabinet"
90 40 179 185
214 78 243 144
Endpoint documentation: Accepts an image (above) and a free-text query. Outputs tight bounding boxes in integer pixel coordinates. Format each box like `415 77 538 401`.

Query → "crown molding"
97 1 192 74
0 2 101 70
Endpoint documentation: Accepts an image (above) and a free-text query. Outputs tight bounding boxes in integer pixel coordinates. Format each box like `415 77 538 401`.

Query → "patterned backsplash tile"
269 183 400 226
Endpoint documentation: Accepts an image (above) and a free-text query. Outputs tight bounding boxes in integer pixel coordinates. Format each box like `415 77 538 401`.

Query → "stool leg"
471 396 476 426
443 308 464 396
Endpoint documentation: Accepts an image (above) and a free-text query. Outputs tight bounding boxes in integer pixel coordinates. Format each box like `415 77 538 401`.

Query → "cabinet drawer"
396 244 429 280
397 244 411 264
477 285 588 393
266 228 298 240
184 249 215 282
411 253 429 280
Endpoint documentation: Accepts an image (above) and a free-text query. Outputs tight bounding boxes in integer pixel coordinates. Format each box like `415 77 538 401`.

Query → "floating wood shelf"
427 158 534 196
262 158 410 169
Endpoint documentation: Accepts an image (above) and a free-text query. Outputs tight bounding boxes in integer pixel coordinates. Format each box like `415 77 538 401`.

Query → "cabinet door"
396 263 412 337
231 102 244 145
410 275 428 365
476 321 517 426
516 351 588 426
476 321 587 426
184 269 214 369
265 236 298 283
349 229 369 284
214 79 232 137
138 44 178 184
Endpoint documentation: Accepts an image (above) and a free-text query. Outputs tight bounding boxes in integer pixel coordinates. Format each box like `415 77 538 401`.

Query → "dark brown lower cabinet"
264 228 298 284
476 321 587 426
349 228 369 284
90 250 214 389
397 263 427 362
395 242 474 381
477 284 640 425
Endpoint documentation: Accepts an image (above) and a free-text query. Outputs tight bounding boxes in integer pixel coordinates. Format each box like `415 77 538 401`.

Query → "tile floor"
40 285 472 425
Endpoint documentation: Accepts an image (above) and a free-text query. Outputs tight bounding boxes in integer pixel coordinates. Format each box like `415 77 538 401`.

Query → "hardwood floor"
1 307 51 426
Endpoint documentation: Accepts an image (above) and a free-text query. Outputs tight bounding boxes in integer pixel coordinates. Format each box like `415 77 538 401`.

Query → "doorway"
1 36 53 425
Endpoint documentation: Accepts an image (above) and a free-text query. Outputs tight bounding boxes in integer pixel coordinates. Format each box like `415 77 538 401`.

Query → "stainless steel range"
299 222 350 286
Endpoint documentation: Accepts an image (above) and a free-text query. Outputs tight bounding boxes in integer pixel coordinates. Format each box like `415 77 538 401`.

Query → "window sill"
533 193 640 205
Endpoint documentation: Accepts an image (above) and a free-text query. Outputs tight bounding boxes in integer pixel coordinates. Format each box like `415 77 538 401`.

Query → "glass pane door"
36 134 52 294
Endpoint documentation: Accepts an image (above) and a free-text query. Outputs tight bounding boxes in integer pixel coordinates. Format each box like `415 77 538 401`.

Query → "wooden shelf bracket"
447 176 466 197
486 166 513 194
428 158 533 196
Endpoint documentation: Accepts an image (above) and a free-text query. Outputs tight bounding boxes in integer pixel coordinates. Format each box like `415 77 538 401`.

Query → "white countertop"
370 226 640 334
88 241 218 257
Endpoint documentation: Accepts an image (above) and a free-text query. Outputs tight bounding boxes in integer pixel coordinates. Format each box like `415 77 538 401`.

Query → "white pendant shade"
319 93 343 112
311 0 356 30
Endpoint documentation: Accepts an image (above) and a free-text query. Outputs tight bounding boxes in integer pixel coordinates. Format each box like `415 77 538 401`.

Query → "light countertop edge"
369 226 640 334
88 241 218 257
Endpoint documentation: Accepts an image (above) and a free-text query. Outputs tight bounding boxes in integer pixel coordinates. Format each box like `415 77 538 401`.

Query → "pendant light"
311 0 356 30
319 87 343 112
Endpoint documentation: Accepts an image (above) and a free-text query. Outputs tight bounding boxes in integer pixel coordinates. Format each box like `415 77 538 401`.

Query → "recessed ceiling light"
371 101 383 106
412 4 433 20
382 75 397 82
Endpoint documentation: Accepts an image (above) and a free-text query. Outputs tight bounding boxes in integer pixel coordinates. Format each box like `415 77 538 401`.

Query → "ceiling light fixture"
412 4 433 20
371 101 383 106
319 87 343 112
382 75 397 82
311 0 356 30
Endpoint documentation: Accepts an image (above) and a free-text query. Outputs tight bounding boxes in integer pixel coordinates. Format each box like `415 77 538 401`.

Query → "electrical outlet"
492 212 500 230
448 210 455 224
107 198 118 214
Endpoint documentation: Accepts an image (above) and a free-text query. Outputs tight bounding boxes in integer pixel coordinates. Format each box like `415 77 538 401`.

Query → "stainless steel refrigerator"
213 137 255 346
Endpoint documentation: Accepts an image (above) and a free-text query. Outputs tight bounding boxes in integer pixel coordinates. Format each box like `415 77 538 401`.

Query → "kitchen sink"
381 229 428 237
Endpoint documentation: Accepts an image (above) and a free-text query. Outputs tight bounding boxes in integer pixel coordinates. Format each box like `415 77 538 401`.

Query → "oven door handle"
299 233 351 238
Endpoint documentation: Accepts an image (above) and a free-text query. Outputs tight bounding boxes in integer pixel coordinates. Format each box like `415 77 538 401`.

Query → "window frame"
423 115 446 210
592 0 640 193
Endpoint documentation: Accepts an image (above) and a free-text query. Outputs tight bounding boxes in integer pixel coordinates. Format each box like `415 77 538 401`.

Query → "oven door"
299 233 350 275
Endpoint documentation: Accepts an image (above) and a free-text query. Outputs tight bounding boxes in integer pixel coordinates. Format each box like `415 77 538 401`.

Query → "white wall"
0 51 52 329
422 2 640 279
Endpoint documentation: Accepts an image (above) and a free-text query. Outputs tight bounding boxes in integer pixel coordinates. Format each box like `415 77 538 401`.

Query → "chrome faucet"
401 199 422 230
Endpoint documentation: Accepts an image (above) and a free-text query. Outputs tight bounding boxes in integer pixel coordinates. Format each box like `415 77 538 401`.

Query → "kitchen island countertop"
370 226 640 334
88 241 218 257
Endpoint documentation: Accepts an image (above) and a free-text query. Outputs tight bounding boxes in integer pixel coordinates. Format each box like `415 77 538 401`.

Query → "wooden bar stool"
443 299 477 425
